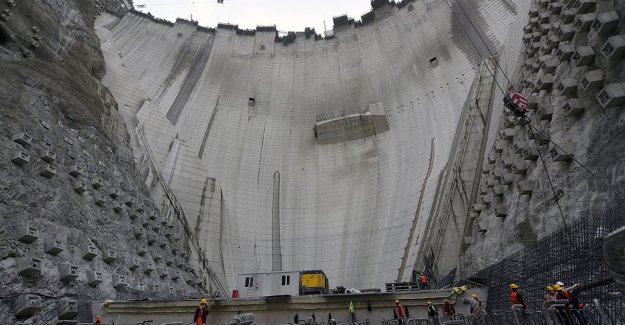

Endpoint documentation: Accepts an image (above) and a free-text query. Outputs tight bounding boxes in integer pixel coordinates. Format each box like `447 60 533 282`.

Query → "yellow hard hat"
510 283 518 289
200 298 208 305
553 284 562 291
427 301 431 304
471 293 478 299
546 285 553 291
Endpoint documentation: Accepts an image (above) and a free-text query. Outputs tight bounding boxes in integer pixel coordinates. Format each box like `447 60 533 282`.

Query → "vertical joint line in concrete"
397 138 436 282
198 97 220 158
272 170 282 272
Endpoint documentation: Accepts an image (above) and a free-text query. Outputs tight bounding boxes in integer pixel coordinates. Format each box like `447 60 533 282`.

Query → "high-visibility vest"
420 275 427 284
397 305 404 317
511 291 522 305
560 290 583 309
196 306 204 325
349 302 355 313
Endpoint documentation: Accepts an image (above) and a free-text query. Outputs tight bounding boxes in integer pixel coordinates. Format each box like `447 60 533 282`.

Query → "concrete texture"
3 0 625 322
95 0 521 292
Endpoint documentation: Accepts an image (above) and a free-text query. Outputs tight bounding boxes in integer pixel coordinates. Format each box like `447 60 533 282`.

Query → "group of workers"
191 278 585 325
510 282 585 324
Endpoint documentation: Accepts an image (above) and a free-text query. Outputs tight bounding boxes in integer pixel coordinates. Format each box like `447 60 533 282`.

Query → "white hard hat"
556 281 564 286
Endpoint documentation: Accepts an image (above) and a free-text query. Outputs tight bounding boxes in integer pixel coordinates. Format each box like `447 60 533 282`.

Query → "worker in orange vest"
395 299 407 325
510 284 527 313
194 298 209 325
555 284 586 325
94 315 102 325
546 285 557 301
419 273 429 289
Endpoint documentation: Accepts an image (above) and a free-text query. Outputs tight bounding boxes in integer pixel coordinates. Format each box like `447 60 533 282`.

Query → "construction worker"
419 272 429 289
469 293 486 323
510 283 527 313
442 299 456 316
556 281 580 292
427 301 439 325
395 299 407 325
546 285 557 301
94 315 102 325
194 298 209 325
555 284 586 325
348 301 356 323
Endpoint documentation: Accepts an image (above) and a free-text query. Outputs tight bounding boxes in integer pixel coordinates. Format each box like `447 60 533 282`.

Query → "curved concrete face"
96 1 521 290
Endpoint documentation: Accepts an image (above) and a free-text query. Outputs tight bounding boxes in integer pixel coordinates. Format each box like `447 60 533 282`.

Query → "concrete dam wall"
96 0 523 291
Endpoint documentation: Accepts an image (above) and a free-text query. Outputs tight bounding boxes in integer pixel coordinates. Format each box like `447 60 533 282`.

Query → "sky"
134 0 373 34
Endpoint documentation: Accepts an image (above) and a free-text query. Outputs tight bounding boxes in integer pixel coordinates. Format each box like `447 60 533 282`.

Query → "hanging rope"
452 0 516 89
441 0 508 97
525 121 570 233
526 123 625 201
441 0 573 230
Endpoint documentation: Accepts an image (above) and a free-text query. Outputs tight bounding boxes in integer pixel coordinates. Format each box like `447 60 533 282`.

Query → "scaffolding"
464 206 624 312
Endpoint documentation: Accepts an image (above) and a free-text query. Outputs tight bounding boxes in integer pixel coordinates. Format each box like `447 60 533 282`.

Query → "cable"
527 123 625 201
452 0 516 89
523 121 570 234
441 0 507 97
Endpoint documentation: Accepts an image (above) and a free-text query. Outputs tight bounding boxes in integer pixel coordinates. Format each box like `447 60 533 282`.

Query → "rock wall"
0 0 208 323
463 0 625 275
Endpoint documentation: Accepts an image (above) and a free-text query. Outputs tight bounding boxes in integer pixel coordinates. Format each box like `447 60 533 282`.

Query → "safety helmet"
553 284 562 291
546 285 553 291
427 301 431 304
96 316 102 320
200 298 208 305
395 300 399 304
471 293 478 299
510 283 518 289
444 299 449 303
556 281 564 286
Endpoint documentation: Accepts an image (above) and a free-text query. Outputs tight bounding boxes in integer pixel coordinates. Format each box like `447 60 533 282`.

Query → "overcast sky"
135 0 373 33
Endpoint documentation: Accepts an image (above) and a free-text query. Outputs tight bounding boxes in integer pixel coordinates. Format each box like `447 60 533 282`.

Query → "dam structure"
95 0 521 292
1 0 625 323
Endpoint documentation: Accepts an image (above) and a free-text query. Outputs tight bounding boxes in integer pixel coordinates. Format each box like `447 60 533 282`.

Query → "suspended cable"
441 0 507 97
527 123 625 201
452 0 516 89
525 122 570 234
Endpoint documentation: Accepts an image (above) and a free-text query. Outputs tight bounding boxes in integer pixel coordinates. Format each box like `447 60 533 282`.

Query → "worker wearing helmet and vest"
194 298 209 325
419 273 429 289
546 285 557 301
395 299 407 325
348 301 356 323
555 284 586 325
510 283 527 313
469 293 485 320
427 301 440 325
94 315 102 325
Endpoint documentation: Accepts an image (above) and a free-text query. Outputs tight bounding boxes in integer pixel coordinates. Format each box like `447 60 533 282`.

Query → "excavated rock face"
0 1 202 323
463 1 625 276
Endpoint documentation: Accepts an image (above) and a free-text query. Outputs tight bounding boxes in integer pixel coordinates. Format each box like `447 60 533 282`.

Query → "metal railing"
420 305 625 325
